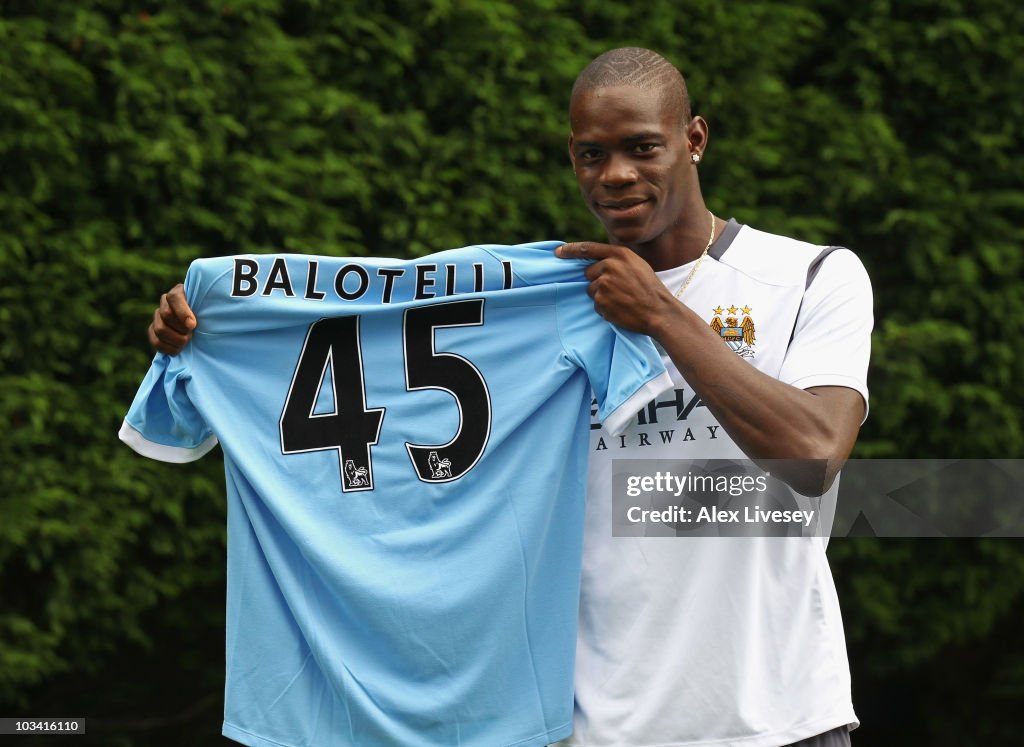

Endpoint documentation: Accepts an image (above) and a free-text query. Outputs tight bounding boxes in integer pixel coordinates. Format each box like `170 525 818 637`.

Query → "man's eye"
580 150 601 161
633 143 657 154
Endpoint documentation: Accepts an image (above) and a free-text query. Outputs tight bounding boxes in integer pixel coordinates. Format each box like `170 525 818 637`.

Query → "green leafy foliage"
1 1 1022 743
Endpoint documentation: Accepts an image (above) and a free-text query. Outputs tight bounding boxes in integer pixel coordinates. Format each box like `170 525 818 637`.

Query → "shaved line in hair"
571 47 691 125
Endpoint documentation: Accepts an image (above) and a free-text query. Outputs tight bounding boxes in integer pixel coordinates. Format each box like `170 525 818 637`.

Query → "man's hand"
559 242 864 497
148 283 196 355
556 242 677 336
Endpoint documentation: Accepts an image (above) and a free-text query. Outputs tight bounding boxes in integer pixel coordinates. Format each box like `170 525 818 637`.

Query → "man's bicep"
794 384 865 495
806 385 866 453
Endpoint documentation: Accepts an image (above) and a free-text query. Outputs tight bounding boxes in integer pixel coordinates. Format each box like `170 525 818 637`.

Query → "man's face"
569 85 694 249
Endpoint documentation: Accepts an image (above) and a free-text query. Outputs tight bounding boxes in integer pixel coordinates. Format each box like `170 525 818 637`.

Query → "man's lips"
596 198 650 217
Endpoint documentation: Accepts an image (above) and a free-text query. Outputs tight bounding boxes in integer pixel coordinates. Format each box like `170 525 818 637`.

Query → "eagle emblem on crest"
710 305 756 359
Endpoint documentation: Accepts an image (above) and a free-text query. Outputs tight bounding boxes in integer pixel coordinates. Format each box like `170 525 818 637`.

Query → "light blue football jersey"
120 242 671 747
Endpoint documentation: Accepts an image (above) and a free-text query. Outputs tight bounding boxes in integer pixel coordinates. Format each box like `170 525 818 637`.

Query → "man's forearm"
648 303 862 496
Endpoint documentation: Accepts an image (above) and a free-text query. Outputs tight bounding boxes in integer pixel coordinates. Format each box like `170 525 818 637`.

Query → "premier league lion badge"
427 451 453 479
710 305 756 359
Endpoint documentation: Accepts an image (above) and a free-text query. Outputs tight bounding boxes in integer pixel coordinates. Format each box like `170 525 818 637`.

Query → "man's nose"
600 153 638 187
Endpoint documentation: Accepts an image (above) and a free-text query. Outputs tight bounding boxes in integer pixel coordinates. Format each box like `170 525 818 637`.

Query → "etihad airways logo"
590 388 721 451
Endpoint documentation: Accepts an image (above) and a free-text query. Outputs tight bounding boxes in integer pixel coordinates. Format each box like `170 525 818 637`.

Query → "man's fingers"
158 294 188 335
148 320 182 355
161 284 196 333
152 339 183 356
147 283 193 356
556 242 619 260
151 307 191 354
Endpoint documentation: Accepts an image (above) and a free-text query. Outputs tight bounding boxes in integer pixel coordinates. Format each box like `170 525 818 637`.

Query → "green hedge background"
2 1 1022 744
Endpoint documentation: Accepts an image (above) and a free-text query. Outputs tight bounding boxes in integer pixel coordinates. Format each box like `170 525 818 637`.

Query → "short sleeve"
556 284 673 436
777 248 873 421
118 347 218 462
119 262 218 462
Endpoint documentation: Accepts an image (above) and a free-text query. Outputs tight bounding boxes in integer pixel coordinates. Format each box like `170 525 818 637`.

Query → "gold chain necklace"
673 210 716 299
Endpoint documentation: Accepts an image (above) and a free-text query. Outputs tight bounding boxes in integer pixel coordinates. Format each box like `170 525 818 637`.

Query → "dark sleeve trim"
786 245 845 352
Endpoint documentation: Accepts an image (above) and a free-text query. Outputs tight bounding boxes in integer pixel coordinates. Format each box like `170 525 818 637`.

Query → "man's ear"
686 116 709 159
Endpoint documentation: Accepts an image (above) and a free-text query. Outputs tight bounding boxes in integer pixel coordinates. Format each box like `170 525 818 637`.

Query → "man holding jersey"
148 47 871 747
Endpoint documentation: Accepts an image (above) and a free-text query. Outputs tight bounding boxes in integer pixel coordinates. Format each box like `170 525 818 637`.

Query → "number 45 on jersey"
279 299 492 493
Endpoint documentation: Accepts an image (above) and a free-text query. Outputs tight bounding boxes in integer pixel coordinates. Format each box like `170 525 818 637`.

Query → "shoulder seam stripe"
708 218 743 261
805 245 844 290
786 245 845 353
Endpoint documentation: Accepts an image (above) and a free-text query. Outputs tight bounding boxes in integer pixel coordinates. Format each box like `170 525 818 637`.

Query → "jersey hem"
560 709 858 747
118 420 218 463
785 374 869 424
603 371 674 436
222 719 572 747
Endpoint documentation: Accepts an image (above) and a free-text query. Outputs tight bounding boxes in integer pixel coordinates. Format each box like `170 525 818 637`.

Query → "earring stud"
691 153 701 164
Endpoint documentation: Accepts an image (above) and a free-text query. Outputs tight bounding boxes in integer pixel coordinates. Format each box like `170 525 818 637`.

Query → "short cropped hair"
570 47 691 125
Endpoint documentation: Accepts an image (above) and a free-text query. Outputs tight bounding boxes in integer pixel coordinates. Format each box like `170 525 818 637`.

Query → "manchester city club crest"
710 305 755 358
